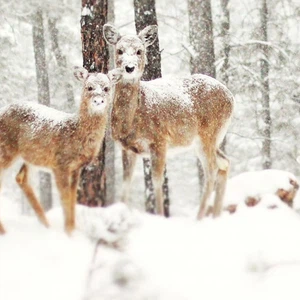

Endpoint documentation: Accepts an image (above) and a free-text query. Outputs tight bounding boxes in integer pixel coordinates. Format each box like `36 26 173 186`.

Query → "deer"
0 67 122 235
103 24 235 219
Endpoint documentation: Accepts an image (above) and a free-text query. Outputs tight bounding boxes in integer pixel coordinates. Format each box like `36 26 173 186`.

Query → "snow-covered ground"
1 173 300 300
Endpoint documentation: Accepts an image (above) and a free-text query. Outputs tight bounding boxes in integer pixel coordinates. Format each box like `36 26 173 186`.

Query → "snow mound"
208 169 299 212
47 202 136 243
85 208 300 300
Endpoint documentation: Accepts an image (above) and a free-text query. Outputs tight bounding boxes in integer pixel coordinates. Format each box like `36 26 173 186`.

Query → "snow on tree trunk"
134 0 170 217
48 17 75 112
259 0 272 169
78 0 109 207
32 8 53 212
188 0 216 197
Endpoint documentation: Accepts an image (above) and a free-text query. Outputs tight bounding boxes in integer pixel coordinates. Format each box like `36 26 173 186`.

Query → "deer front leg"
150 144 167 216
0 221 5 235
70 169 80 205
16 163 50 228
54 169 74 234
0 170 6 234
121 149 137 204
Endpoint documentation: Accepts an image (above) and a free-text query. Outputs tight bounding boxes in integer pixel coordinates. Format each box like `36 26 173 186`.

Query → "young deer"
103 24 235 219
0 67 122 235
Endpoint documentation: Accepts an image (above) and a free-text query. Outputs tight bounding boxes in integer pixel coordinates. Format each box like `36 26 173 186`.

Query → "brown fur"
0 68 121 235
103 24 235 218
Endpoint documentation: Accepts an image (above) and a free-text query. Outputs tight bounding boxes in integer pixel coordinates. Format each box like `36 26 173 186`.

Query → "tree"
105 0 116 206
78 0 109 207
259 0 271 169
134 0 170 217
32 7 53 212
48 17 75 112
219 0 230 86
188 0 216 77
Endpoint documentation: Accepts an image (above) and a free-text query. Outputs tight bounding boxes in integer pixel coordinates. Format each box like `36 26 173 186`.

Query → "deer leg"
0 221 5 234
16 163 50 228
121 149 137 204
0 169 5 234
54 169 74 234
196 143 218 220
213 149 230 217
70 169 80 204
150 145 167 216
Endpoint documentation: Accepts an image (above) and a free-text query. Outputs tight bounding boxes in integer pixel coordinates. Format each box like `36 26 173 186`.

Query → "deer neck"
112 80 140 139
78 99 107 135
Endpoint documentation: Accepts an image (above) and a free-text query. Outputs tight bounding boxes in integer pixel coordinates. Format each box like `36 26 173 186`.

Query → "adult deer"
0 67 122 235
103 24 235 219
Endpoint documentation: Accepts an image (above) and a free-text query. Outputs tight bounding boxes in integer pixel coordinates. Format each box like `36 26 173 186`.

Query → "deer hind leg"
196 141 218 220
0 169 5 234
150 145 167 216
213 149 230 217
54 169 74 234
121 149 137 204
16 163 50 228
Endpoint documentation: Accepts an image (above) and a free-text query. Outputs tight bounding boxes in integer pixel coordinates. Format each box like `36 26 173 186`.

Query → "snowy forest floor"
1 199 300 300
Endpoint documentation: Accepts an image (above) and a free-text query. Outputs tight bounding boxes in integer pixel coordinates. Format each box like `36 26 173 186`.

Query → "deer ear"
103 24 121 45
108 68 123 84
138 25 158 48
74 67 89 82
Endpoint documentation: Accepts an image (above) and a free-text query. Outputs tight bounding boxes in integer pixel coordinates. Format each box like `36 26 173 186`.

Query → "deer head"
74 67 122 114
103 24 158 81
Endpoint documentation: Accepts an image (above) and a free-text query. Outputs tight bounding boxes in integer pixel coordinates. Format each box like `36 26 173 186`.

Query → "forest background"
0 0 299 214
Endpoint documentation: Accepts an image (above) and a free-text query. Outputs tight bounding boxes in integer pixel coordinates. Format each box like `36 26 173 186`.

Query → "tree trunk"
219 0 231 151
188 0 216 77
48 17 75 111
104 0 116 206
134 0 170 217
260 0 272 169
77 0 109 207
188 0 216 197
219 0 230 86
32 8 53 212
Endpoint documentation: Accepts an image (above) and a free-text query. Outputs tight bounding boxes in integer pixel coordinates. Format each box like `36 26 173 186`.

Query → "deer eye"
137 49 142 55
117 49 123 55
104 87 109 92
87 86 93 91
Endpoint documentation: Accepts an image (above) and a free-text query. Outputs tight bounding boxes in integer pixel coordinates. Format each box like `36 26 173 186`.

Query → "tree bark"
77 0 109 207
188 0 216 197
48 17 75 111
259 0 272 169
134 0 170 217
219 0 231 151
188 0 216 77
32 8 53 212
219 0 230 86
104 0 116 206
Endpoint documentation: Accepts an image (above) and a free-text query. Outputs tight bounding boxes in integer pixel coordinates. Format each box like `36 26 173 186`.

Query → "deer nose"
125 66 135 73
